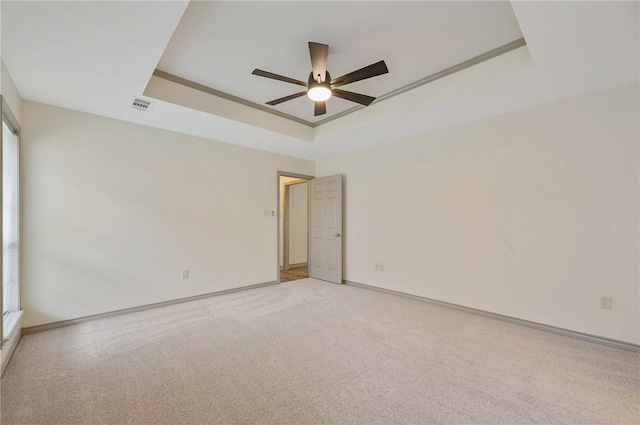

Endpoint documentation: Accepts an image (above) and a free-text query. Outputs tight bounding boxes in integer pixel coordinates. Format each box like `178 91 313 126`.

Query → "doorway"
278 173 312 283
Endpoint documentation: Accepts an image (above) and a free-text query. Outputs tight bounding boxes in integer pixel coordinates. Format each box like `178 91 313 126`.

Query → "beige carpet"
1 279 638 425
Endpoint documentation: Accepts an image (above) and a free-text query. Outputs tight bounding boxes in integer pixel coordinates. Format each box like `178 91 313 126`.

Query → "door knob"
335 233 341 237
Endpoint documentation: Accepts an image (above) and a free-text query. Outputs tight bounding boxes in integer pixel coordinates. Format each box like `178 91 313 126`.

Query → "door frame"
277 171 314 283
283 180 309 271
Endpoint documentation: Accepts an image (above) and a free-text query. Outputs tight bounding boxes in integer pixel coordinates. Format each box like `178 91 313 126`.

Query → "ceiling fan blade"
266 91 307 106
332 89 376 106
252 69 308 87
314 101 327 116
309 42 329 83
330 60 389 88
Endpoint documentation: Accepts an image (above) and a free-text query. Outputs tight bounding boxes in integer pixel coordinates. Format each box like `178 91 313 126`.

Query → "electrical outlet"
181 269 189 279
374 263 384 271
600 296 612 309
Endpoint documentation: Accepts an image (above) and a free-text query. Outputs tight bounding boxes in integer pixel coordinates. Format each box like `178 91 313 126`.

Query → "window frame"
0 95 22 346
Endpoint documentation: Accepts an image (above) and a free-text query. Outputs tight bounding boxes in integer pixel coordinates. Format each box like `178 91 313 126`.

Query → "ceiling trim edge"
151 37 526 130
314 37 527 126
152 69 314 127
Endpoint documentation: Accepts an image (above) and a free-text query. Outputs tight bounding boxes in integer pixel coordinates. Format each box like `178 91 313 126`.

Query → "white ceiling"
1 1 638 160
157 1 523 123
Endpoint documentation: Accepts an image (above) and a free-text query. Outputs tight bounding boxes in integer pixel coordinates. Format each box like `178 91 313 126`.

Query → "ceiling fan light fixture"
307 84 332 101
253 42 388 116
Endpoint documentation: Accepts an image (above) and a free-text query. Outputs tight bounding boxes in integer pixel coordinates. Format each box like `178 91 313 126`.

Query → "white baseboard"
345 280 640 353
22 281 277 335
1 327 22 376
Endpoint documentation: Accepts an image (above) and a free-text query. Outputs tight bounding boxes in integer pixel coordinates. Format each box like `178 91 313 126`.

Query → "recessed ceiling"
157 1 523 124
1 1 638 160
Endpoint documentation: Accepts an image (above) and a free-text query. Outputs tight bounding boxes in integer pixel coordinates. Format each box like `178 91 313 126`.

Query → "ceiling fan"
252 42 389 117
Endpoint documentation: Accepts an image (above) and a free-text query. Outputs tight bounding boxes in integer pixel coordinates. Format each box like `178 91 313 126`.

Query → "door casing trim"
277 171 314 283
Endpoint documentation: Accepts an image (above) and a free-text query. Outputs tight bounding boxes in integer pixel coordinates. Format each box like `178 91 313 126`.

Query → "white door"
310 175 343 284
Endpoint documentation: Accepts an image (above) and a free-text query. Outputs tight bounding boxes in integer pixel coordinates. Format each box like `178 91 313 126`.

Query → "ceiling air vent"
130 98 154 111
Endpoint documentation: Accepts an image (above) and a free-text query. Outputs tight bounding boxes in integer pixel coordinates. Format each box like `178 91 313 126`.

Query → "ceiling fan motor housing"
309 71 331 86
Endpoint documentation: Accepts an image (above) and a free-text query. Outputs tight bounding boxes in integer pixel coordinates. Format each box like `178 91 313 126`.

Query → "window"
2 98 21 342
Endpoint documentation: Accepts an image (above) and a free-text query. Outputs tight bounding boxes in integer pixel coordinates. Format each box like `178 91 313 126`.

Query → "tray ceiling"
156 1 523 124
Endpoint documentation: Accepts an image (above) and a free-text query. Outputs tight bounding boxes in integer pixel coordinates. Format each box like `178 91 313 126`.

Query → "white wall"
21 101 314 327
1 59 21 123
317 83 640 344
